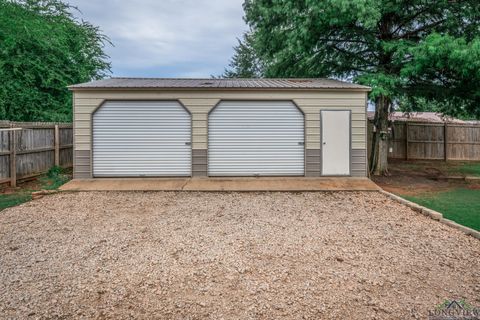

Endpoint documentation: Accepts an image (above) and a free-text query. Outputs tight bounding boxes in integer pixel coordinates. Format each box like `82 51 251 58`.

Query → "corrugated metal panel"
208 101 304 176
69 77 371 90
93 101 191 177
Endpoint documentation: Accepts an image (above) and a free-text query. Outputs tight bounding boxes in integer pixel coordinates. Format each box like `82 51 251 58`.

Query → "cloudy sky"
67 0 248 78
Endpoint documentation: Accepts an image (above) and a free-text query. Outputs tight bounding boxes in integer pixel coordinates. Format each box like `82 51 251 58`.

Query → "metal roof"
69 77 370 90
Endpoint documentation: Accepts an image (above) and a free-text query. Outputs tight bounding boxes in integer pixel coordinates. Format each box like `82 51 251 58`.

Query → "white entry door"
321 110 351 176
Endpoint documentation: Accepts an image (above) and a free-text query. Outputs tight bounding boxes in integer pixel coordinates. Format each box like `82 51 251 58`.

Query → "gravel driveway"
1 191 479 319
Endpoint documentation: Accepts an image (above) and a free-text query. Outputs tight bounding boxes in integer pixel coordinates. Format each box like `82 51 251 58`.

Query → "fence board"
59 147 73 167
0 121 73 185
391 123 407 159
368 121 480 161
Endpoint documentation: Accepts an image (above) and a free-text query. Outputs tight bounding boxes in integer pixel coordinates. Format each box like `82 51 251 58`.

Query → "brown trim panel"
305 149 321 177
351 149 367 177
192 149 208 177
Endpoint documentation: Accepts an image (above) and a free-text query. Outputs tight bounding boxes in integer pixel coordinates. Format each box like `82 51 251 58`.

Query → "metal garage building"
69 78 370 178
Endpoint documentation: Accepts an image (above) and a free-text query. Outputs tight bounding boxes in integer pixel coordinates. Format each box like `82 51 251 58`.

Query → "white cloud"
68 0 247 77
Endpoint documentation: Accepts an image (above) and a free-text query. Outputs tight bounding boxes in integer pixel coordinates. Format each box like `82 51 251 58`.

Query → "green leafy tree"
240 0 480 175
400 34 480 119
0 0 111 122
223 32 264 78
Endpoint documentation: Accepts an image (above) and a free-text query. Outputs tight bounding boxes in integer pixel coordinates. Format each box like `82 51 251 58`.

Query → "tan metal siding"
73 90 368 178
72 92 76 178
179 98 219 151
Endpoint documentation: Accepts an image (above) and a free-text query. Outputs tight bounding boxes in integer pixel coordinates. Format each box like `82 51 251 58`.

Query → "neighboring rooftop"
367 111 480 124
69 77 371 90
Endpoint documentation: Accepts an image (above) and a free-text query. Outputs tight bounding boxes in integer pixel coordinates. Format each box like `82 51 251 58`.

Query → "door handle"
185 142 191 146
323 142 326 145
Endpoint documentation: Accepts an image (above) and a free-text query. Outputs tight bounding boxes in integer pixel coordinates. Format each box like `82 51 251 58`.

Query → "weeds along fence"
0 121 73 187
368 121 480 161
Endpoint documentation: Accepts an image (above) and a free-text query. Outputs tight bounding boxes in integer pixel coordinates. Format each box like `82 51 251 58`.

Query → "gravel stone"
0 191 479 319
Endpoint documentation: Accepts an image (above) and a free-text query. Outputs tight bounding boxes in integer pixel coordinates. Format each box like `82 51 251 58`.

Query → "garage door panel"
208 101 304 176
93 101 191 177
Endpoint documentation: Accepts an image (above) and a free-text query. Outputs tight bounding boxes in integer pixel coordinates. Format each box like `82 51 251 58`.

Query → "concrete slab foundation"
60 177 380 192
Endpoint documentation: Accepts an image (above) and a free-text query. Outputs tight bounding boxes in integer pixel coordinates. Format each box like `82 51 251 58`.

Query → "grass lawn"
373 160 480 232
0 193 32 211
405 188 480 231
0 167 71 211
451 162 480 177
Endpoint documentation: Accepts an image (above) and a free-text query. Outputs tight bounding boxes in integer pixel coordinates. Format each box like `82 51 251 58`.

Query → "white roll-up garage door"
93 101 191 177
208 101 304 176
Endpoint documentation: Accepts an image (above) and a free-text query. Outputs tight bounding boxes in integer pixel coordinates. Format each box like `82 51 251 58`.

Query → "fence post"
405 122 409 160
444 123 448 161
54 125 60 166
9 130 16 187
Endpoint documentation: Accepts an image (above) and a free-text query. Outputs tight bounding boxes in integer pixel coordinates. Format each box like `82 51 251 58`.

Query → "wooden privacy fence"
368 121 480 161
0 121 73 187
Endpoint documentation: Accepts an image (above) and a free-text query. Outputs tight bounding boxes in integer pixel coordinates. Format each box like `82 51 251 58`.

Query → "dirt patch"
0 191 479 319
373 173 457 196
372 160 479 196
1 168 72 195
1 178 43 194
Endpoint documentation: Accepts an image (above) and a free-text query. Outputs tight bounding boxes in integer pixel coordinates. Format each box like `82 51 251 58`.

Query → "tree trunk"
369 95 391 175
